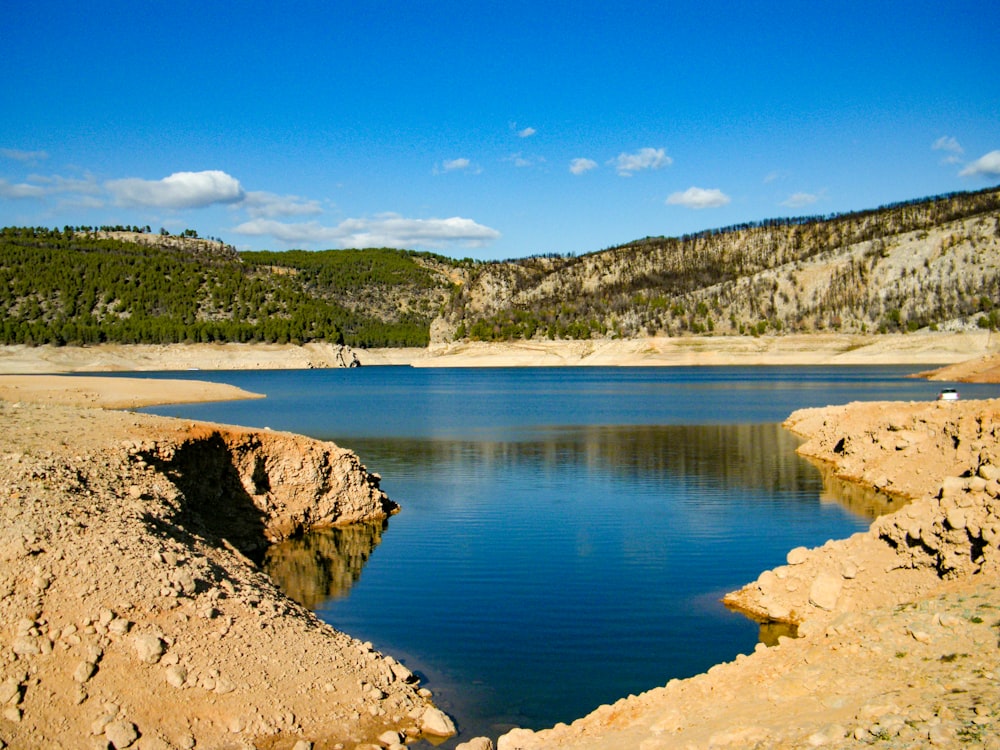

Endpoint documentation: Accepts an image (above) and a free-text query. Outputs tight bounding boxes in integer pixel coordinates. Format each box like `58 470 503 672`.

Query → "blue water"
132 366 997 744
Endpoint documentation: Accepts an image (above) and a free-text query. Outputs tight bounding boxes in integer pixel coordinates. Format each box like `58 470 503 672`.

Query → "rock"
419 706 457 737
73 660 97 683
456 738 495 750
131 633 165 664
108 618 131 636
105 719 139 748
979 463 1000 481
378 730 402 745
11 636 39 656
787 547 810 565
214 674 236 694
164 664 187 688
291 742 313 750
0 678 21 705
808 573 842 611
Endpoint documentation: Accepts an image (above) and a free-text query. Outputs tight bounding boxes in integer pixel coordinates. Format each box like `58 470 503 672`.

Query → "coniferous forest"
1 186 999 348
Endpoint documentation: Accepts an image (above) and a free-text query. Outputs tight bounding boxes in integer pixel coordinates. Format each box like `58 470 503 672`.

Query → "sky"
2 0 998 261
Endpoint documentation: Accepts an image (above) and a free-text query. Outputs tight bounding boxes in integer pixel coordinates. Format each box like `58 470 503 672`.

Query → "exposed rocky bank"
0 392 455 749
497 398 1000 749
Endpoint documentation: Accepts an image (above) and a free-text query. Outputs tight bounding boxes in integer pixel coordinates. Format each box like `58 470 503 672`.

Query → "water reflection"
263 520 388 609
807 458 910 519
349 423 822 496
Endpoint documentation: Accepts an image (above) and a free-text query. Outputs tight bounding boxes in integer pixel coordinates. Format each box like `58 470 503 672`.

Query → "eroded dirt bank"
497 399 1000 750
0 397 454 749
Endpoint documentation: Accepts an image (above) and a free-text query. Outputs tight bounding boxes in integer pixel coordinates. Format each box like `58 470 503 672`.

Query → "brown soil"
5 353 1000 750
0 379 454 750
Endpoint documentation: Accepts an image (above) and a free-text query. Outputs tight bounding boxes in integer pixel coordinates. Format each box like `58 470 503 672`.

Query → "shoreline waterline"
0 330 997 374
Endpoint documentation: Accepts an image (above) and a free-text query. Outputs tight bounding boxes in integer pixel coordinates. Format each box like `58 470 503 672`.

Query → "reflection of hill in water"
807 458 910 520
351 423 821 496
263 520 387 609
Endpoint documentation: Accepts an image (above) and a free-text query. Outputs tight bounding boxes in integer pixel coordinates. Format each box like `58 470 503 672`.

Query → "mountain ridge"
2 186 998 348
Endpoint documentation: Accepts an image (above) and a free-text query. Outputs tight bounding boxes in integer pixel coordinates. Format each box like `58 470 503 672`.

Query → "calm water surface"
136 366 997 745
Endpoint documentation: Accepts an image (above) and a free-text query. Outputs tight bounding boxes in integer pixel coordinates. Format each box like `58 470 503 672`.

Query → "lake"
135 365 996 745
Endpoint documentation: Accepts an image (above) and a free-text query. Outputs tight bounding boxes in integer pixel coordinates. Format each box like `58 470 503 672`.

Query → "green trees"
0 229 450 348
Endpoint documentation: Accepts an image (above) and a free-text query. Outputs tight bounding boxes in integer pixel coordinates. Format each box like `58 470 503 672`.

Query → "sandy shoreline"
0 331 997 374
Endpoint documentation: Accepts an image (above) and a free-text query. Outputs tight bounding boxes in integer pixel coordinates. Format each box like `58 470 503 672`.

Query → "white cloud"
666 187 731 209
233 213 501 249
0 178 46 199
106 170 245 209
933 136 965 165
959 150 1000 177
243 190 323 218
780 191 820 208
610 147 672 176
569 158 598 175
505 152 544 169
443 158 472 171
517 127 536 138
28 172 102 195
932 136 963 155
0 148 48 164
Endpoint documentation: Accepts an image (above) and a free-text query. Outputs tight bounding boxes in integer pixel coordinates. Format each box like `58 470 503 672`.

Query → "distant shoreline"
0 331 996 373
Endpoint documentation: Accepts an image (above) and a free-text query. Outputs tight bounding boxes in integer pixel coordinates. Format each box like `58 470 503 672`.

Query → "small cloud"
0 148 49 164
243 190 323 219
28 172 102 196
0 178 46 199
610 147 672 176
959 150 1000 178
666 187 731 209
233 213 501 249
436 158 481 175
932 136 964 155
106 170 245 209
517 127 537 138
933 136 965 165
780 191 821 208
569 158 598 175
504 152 544 169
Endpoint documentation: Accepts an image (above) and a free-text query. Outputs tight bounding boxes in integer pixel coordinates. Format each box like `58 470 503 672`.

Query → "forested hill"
2 186 999 349
442 186 1000 341
0 228 461 347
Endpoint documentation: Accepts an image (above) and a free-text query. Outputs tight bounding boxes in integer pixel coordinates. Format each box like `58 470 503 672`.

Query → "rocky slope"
0 398 454 749
496 398 1000 750
440 187 1000 342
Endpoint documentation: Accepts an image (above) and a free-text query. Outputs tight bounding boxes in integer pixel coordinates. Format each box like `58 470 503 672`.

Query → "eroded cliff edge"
499 399 1000 750
0 400 453 749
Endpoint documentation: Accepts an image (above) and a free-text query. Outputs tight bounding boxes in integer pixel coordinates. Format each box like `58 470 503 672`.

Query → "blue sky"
1 1 998 260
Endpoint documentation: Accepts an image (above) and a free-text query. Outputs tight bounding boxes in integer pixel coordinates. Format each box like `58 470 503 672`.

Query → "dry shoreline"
0 379 456 749
0 331 997 373
3 350 1000 749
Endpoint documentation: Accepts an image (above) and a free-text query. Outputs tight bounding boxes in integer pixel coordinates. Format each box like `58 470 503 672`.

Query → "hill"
0 227 460 348
441 186 1000 342
2 187 999 349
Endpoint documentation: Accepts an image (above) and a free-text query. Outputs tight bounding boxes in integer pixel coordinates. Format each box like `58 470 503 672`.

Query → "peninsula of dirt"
0 380 455 749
